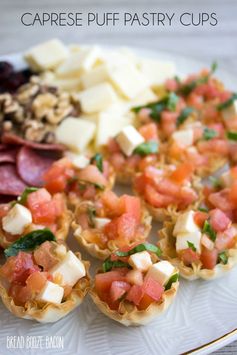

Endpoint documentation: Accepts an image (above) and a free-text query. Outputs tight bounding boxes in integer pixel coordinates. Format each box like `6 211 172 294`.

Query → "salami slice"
0 148 18 164
2 133 65 151
0 164 27 195
16 146 57 187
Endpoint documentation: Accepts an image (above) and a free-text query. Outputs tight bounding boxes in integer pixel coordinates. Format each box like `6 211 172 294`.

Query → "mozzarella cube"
108 63 149 99
50 251 86 287
56 47 100 77
77 83 118 113
139 59 176 86
222 100 237 120
65 152 90 169
94 217 111 229
172 129 194 147
147 261 175 286
37 281 64 304
176 231 202 254
128 251 152 272
116 125 145 156
56 117 96 152
25 39 68 71
173 211 200 236
201 234 215 251
80 64 109 89
2 204 32 235
129 88 157 107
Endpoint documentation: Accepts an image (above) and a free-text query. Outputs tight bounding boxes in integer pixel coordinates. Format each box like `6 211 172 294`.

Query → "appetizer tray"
0 46 237 355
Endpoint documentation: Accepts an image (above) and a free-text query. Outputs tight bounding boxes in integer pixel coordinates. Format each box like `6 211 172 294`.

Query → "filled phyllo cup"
43 155 115 209
0 187 72 249
72 191 152 260
104 123 164 185
90 242 179 326
133 162 202 222
0 229 90 323
158 209 237 280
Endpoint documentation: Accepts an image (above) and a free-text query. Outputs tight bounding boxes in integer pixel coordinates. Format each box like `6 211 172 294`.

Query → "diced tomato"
229 182 237 203
95 269 127 300
215 226 237 251
170 163 194 184
208 189 234 212
187 92 203 110
142 276 164 301
137 294 156 310
104 218 119 240
144 184 175 208
118 195 141 222
133 174 147 194
138 155 158 172
139 123 158 141
126 155 141 169
109 281 131 303
117 214 137 241
126 284 144 305
26 271 47 293
200 248 218 269
168 142 184 160
110 153 125 171
0 204 10 218
44 158 74 194
101 190 120 217
107 138 121 154
209 209 231 232
156 178 180 197
78 165 107 187
33 241 59 271
0 252 39 284
197 139 229 156
9 282 32 306
126 270 143 286
27 188 51 207
180 248 200 266
194 211 208 228
165 78 179 92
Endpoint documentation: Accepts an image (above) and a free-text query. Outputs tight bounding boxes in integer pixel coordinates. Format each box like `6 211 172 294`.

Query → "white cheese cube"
95 111 132 147
147 261 175 286
108 63 149 99
50 251 86 287
25 39 68 71
172 129 194 147
173 211 200 236
222 100 237 120
176 231 202 254
56 47 101 77
201 234 214 251
37 281 64 304
2 204 32 235
129 88 157 107
116 125 145 156
56 117 96 152
94 217 111 229
128 251 152 272
77 83 118 113
65 152 90 169
80 64 109 89
139 59 176 86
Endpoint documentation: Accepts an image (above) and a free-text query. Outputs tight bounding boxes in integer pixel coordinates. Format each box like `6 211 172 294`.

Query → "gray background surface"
0 0 237 354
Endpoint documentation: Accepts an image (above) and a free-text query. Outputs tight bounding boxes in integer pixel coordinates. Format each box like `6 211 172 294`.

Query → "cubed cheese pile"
25 39 176 153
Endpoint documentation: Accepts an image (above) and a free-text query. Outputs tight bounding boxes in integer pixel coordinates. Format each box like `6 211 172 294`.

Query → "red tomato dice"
180 248 200 266
215 226 237 251
139 123 158 141
142 276 164 301
170 162 194 184
200 248 218 269
77 165 107 187
209 209 231 232
194 211 208 228
126 285 144 306
118 195 141 222
109 281 131 303
44 158 73 194
95 270 127 300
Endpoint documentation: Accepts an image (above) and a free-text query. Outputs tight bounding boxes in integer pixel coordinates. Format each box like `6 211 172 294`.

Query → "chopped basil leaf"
187 241 197 252
209 176 222 189
203 127 218 141
176 107 194 126
91 153 103 173
78 179 105 191
198 206 209 213
11 187 39 207
165 273 179 291
202 220 216 242
87 207 96 227
227 131 237 141
115 243 162 258
133 141 159 156
4 229 56 257
102 258 132 272
218 251 228 265
210 61 218 74
217 93 237 111
166 92 179 111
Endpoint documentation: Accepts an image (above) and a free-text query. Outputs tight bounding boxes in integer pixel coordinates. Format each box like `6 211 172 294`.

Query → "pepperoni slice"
1 133 65 151
16 146 57 187
0 148 18 164
0 164 27 195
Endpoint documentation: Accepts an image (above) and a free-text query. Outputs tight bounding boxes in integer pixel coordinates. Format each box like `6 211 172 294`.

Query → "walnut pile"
0 76 81 143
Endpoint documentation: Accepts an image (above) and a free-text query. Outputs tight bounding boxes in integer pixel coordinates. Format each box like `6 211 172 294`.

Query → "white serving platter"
0 46 237 355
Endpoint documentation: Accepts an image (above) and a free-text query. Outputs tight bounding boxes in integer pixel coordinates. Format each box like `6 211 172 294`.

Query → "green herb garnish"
133 141 159 156
11 187 39 207
203 127 218 141
91 153 103 173
165 273 179 291
210 61 218 74
166 92 179 111
102 259 132 272
198 206 209 213
88 207 96 227
202 220 216 242
187 241 197 252
115 243 162 258
4 229 56 257
227 131 237 141
176 107 194 126
217 93 237 111
78 179 105 191
218 251 228 265
209 176 222 189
